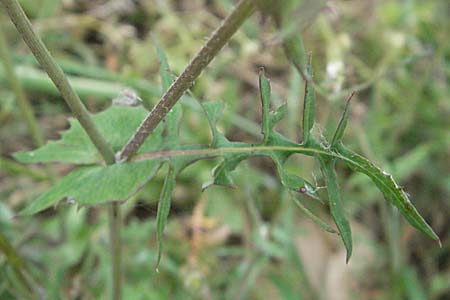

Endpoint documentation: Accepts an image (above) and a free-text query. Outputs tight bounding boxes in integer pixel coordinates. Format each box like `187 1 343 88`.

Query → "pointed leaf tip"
258 66 265 75
335 143 439 243
331 91 356 147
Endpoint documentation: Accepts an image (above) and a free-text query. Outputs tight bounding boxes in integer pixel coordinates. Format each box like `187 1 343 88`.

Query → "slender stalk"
108 203 122 300
0 27 43 147
1 1 122 298
1 17 68 256
1 0 115 164
118 0 255 161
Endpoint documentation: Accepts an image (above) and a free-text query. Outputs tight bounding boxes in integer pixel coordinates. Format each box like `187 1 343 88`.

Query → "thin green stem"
1 0 115 164
132 145 333 162
1 1 122 298
0 26 43 147
108 203 122 300
118 0 255 161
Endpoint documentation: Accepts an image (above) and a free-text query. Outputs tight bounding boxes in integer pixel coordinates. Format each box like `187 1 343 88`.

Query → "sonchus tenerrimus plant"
2 0 440 298
15 63 440 263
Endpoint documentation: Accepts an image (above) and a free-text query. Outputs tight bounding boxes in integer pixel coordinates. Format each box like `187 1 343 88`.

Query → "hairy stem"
118 0 254 160
1 0 122 298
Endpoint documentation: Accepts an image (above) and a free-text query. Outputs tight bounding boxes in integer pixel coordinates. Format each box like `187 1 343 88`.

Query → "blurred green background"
0 0 449 299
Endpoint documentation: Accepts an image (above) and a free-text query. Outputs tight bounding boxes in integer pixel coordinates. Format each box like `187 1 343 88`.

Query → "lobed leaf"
20 159 162 216
14 105 163 164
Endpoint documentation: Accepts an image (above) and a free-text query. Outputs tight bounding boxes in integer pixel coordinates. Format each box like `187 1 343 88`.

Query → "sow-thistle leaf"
14 105 163 164
156 166 175 270
259 67 271 143
302 59 315 144
335 143 440 243
20 159 162 216
320 158 352 262
202 152 250 190
330 92 355 147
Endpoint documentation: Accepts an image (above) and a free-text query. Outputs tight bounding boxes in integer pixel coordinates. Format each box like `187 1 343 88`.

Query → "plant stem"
118 0 255 161
108 203 122 300
1 1 122 298
0 26 44 147
1 0 115 164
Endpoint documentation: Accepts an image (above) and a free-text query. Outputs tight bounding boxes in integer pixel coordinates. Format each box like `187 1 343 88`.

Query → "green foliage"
319 158 352 261
14 105 163 164
16 65 439 262
1 1 448 299
20 159 162 215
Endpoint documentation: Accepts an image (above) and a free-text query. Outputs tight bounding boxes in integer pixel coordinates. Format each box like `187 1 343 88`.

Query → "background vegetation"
0 0 449 299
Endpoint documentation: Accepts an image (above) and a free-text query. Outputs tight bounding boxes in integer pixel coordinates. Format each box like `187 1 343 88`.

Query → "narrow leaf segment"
331 91 355 147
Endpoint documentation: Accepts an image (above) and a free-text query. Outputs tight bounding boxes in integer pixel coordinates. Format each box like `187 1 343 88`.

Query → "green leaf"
270 151 320 201
302 59 315 144
330 92 354 147
320 158 352 262
202 152 250 190
20 159 162 215
270 103 288 128
14 105 163 164
259 67 271 143
156 165 175 270
335 143 440 243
